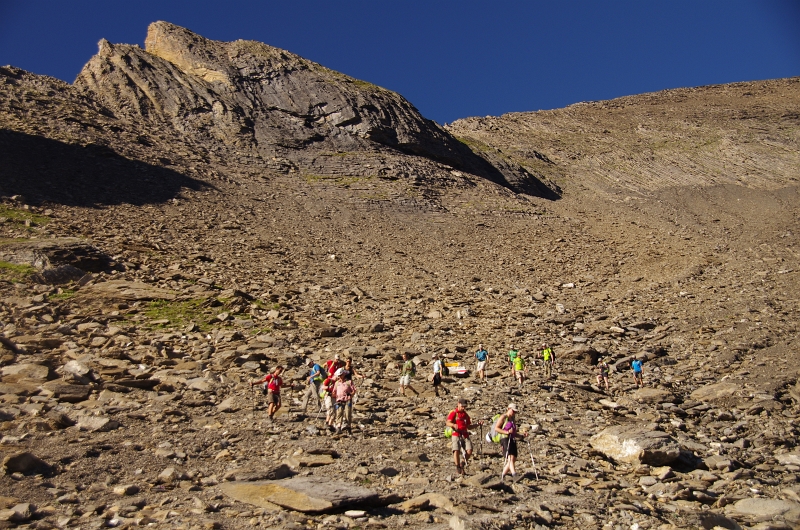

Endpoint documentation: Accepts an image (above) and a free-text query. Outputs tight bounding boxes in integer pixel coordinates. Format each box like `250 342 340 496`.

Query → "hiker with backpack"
343 357 364 382
508 347 519 379
445 398 482 475
491 403 527 481
331 368 356 434
541 343 555 379
399 352 417 396
319 373 336 428
325 354 345 380
431 353 447 396
301 358 325 413
475 344 489 385
250 365 291 422
631 356 644 388
513 352 527 386
596 358 610 392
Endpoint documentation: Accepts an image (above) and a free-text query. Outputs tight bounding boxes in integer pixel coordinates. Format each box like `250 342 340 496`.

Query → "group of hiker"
248 344 647 479
444 398 532 480
249 353 364 433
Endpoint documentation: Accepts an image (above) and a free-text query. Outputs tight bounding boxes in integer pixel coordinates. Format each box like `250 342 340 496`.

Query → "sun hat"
508 403 518 412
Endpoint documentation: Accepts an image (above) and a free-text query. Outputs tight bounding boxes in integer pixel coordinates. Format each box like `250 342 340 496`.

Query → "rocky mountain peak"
72 22 549 195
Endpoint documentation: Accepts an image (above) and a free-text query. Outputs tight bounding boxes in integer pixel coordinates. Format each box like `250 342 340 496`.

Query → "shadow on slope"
0 130 212 206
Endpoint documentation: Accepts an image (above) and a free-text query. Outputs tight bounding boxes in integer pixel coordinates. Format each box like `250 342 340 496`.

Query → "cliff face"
70 22 547 194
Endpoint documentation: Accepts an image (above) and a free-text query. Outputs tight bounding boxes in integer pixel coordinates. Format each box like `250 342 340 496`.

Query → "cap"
306 358 314 365
457 398 466 406
431 353 438 358
508 403 518 412
334 368 345 378
334 354 340 360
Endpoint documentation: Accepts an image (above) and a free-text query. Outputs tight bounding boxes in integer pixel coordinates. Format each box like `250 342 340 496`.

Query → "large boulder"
690 382 740 403
590 425 682 466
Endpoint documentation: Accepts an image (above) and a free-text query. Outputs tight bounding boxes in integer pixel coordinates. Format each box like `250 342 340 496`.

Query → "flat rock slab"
77 280 177 301
285 454 336 467
690 382 740 403
39 381 92 403
725 497 800 518
590 425 681 466
1 363 49 382
632 387 675 404
219 476 379 513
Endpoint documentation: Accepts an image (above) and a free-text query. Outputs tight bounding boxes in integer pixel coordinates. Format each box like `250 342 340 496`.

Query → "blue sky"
1 1 798 124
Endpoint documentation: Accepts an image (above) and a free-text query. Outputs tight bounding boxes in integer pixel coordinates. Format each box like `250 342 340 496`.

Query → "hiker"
325 354 345 379
475 344 489 384
319 374 336 428
631 356 644 388
541 343 555 379
331 368 356 434
301 358 324 413
250 365 290 421
399 352 417 396
431 353 447 396
513 352 527 386
446 398 481 475
596 358 610 391
508 346 519 378
343 357 365 382
494 403 527 481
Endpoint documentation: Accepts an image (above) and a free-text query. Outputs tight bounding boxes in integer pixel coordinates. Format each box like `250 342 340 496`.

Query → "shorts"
400 374 412 386
433 373 442 386
476 361 486 371
451 435 472 452
500 436 518 457
266 391 280 406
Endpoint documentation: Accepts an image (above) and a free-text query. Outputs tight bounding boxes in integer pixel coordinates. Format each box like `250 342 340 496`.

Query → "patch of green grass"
50 289 76 300
0 206 50 227
0 261 36 281
143 299 210 330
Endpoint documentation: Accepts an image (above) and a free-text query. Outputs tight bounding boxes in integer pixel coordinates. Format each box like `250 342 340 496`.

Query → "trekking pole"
525 439 539 480
478 423 483 461
251 384 256 419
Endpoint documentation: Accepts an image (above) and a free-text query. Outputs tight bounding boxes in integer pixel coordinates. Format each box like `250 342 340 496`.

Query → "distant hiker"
344 357 365 382
596 358 610 391
331 368 356 434
493 403 527 481
541 343 555 379
508 347 519 378
631 356 644 388
301 358 324 413
251 365 289 422
513 352 527 386
325 354 345 379
399 352 417 396
431 353 447 396
319 374 336 428
475 344 489 385
446 398 481 475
